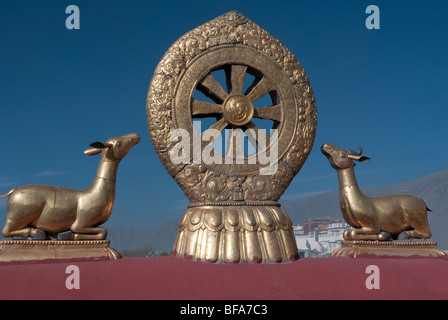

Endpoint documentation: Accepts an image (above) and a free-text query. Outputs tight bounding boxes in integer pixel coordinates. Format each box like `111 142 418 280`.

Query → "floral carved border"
146 11 317 202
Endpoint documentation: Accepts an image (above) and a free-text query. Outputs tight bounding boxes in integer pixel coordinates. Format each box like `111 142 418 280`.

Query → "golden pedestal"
173 202 299 263
331 240 446 259
0 240 121 263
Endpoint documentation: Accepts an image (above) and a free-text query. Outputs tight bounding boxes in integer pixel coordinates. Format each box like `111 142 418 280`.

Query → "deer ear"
358 156 371 162
84 148 103 156
348 154 371 162
84 141 112 155
90 142 108 149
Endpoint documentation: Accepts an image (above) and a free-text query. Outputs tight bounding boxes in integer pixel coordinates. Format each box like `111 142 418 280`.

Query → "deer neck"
337 167 359 190
85 156 119 224
337 166 368 206
95 158 120 182
87 156 119 196
336 166 366 228
337 166 367 201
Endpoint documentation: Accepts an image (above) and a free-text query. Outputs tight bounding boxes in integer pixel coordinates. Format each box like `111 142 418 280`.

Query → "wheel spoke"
202 118 228 150
253 104 281 122
245 121 271 150
229 65 247 94
245 76 275 102
192 99 222 117
225 128 245 160
207 117 228 133
197 73 228 103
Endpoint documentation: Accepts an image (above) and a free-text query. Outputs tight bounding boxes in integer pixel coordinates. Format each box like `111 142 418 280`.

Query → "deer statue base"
0 240 121 263
331 240 446 259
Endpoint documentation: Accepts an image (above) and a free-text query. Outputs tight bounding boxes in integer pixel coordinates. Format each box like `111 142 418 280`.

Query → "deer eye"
340 153 346 158
116 141 122 147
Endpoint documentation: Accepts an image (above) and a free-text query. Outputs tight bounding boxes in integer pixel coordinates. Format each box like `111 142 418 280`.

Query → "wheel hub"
222 94 254 127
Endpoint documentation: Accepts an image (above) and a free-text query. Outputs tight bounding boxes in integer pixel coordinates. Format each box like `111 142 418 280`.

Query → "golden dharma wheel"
147 11 317 263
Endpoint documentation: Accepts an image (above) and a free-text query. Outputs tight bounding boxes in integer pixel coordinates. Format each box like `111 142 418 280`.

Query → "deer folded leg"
403 210 432 239
2 225 38 239
405 229 432 240
70 226 107 240
348 227 382 241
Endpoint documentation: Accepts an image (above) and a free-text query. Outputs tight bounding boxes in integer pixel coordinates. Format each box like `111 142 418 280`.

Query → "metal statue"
1 133 140 241
146 11 317 263
321 143 432 241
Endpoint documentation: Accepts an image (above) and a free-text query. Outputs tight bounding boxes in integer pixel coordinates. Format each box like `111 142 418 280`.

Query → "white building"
294 217 350 257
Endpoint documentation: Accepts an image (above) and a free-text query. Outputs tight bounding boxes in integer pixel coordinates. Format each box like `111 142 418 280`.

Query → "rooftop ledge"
0 255 447 300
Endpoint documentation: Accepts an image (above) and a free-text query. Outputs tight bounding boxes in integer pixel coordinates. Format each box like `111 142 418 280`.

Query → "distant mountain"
107 220 178 252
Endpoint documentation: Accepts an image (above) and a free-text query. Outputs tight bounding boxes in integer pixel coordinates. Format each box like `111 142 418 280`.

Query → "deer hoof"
397 231 411 240
33 229 48 240
58 230 74 240
379 231 392 241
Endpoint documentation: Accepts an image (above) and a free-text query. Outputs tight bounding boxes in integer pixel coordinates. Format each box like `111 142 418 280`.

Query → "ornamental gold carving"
146 11 317 263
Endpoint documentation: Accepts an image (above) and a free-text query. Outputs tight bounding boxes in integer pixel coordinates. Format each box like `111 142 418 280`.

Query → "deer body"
1 133 140 240
322 143 432 241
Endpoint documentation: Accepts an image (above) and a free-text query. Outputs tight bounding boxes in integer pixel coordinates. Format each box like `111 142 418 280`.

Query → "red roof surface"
0 255 447 300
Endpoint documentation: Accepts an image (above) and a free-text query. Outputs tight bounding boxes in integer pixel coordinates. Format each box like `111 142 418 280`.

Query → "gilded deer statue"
321 143 432 241
0 133 140 240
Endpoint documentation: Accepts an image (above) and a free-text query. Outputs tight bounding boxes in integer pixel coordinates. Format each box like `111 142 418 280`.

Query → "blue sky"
0 0 447 229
